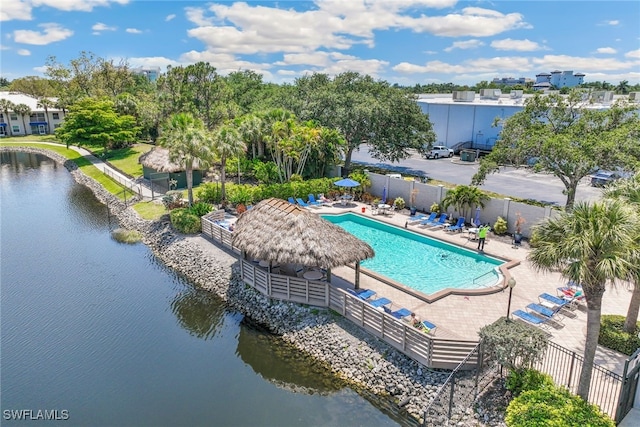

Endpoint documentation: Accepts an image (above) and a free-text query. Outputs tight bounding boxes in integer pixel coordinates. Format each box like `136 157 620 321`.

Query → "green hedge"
196 178 337 205
506 386 614 427
506 368 554 397
599 314 640 356
169 208 201 234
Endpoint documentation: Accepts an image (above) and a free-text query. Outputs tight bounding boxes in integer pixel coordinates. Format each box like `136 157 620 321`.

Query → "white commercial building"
416 90 637 151
0 92 66 137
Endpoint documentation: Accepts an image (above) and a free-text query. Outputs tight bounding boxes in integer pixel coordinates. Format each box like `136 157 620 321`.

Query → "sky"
1 0 639 86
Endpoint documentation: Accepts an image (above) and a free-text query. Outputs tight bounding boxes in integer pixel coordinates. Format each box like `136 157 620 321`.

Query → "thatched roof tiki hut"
232 198 374 288
139 147 203 190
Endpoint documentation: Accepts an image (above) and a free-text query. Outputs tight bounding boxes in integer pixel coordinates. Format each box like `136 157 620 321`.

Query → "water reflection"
170 288 226 340
236 320 343 395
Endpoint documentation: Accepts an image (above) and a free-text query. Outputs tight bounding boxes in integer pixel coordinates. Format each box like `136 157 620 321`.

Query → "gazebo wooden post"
355 262 360 289
326 268 332 283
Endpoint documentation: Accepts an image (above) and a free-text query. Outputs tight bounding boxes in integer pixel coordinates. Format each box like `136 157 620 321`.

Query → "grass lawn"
104 143 154 177
133 201 167 220
0 141 136 201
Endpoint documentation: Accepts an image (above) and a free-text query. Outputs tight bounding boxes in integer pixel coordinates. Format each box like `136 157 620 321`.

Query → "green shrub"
188 202 213 217
253 161 280 184
506 368 554 397
493 216 508 235
599 314 640 355
162 190 185 210
393 197 405 210
429 202 440 213
506 386 614 427
170 208 201 234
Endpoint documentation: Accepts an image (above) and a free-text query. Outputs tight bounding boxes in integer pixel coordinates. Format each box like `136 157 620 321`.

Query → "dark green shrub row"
599 314 640 356
506 368 554 397
188 202 213 217
506 386 614 427
170 208 201 234
196 178 337 205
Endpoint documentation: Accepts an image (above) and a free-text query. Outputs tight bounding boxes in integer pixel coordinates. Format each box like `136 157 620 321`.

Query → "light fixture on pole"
506 277 517 320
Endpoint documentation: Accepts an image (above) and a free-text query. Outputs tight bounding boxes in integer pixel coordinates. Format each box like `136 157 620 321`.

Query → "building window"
52 113 59 120
10 114 17 121
12 125 20 133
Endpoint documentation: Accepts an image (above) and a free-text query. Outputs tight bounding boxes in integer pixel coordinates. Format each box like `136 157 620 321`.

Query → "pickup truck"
424 145 454 159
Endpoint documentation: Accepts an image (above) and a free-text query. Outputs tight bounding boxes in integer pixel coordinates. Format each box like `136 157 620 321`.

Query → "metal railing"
103 167 143 199
531 340 623 420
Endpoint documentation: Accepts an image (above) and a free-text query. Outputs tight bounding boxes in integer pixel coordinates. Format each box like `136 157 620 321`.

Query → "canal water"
0 152 414 426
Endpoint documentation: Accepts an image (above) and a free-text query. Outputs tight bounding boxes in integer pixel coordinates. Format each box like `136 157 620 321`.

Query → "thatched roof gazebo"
138 147 203 189
232 198 374 286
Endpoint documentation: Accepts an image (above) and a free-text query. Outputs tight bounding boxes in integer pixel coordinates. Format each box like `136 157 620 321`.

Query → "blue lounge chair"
296 197 314 208
288 197 296 204
420 320 437 334
347 288 376 300
421 213 448 227
307 194 322 206
513 309 548 327
539 293 573 310
408 212 436 225
526 303 564 325
369 297 392 308
383 306 412 319
445 217 466 232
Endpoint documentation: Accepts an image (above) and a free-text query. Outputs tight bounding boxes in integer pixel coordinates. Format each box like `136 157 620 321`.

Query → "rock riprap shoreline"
2 147 506 427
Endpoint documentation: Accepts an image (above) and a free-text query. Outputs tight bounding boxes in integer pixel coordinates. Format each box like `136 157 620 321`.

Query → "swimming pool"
322 213 503 295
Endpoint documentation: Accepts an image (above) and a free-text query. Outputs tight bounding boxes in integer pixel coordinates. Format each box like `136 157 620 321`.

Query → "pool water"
322 213 503 295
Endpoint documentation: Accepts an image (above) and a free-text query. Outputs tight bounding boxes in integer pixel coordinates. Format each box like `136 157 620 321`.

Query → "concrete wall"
367 172 559 237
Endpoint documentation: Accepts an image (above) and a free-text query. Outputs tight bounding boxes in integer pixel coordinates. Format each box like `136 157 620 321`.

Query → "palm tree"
603 172 640 333
528 200 640 400
37 98 55 134
0 99 15 136
13 103 32 136
158 112 212 206
441 185 489 222
615 80 630 95
238 114 264 159
212 123 246 201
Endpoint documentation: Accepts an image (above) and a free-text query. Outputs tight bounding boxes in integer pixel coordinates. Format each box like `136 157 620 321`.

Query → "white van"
386 173 402 179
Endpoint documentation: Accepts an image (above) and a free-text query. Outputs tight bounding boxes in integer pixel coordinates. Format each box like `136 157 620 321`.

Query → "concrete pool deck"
315 202 633 376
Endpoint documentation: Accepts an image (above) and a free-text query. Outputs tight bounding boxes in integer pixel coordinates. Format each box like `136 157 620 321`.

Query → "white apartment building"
0 92 66 137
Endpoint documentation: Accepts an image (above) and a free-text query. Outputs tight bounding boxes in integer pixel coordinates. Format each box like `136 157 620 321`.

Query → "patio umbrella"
333 178 360 188
474 207 482 227
381 186 387 204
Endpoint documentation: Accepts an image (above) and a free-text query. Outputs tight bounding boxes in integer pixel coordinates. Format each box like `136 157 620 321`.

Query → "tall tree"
37 98 56 134
528 200 640 400
288 72 435 173
9 76 56 98
55 98 138 153
615 80 630 95
603 172 640 333
158 113 212 206
157 62 234 131
472 90 640 210
13 104 32 135
0 99 15 136
441 185 489 221
211 123 246 201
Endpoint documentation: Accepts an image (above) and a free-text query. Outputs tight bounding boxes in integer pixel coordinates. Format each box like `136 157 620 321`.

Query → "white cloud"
595 47 617 54
1 1 32 21
30 0 129 13
532 54 636 72
13 23 74 45
92 22 117 32
126 28 142 34
490 38 546 52
606 20 619 26
625 49 640 59
17 49 31 55
0 44 9 50
184 1 528 60
444 39 484 52
165 14 176 22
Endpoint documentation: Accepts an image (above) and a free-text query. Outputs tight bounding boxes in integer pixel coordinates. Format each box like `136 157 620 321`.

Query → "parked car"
424 145 454 159
590 171 621 187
